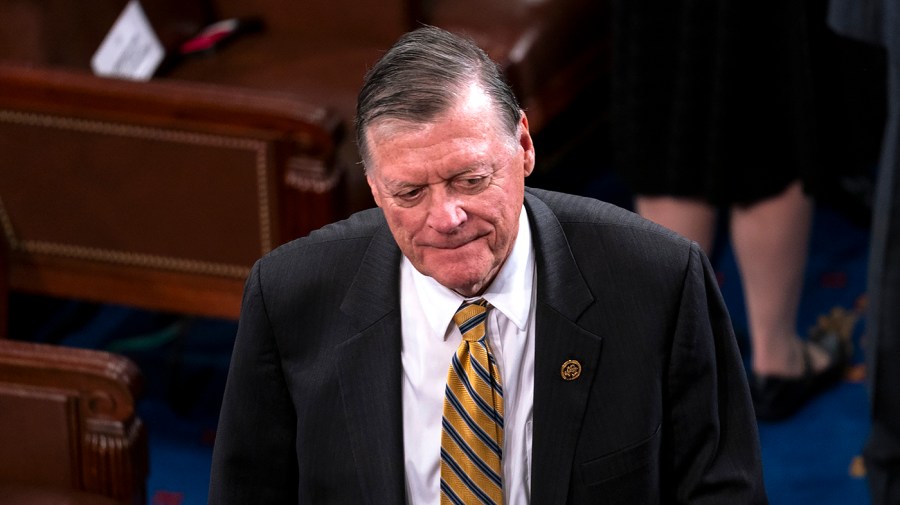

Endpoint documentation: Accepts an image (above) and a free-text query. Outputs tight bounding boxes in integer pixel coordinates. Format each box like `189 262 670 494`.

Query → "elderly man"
208 26 767 504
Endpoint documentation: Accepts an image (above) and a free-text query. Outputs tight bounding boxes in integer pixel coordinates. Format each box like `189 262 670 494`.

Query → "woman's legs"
637 182 831 378
730 180 829 377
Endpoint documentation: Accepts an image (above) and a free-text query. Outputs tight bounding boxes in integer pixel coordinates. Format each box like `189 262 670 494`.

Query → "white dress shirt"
401 207 536 505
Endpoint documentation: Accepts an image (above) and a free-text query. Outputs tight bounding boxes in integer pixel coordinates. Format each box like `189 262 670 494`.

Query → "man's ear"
519 112 536 177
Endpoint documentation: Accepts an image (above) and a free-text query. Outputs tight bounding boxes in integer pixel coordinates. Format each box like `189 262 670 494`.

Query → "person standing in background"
829 1 900 503
609 0 876 420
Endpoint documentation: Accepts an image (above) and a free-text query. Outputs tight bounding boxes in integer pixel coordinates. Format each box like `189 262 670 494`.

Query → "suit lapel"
337 223 407 505
524 192 604 504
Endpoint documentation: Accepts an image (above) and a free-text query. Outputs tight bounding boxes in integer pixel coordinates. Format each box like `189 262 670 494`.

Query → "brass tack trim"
0 109 275 276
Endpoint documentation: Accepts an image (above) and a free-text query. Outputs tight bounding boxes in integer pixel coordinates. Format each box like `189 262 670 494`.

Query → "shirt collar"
404 206 535 339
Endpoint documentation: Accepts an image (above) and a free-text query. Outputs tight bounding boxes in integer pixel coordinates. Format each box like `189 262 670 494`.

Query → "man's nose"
426 191 466 233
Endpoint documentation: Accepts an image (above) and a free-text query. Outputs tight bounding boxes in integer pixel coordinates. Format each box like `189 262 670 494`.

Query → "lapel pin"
561 360 581 381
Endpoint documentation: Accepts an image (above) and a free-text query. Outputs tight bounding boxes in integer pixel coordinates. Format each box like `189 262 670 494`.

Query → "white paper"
91 0 164 81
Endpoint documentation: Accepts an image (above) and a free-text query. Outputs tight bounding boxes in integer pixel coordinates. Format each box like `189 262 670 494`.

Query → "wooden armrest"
0 339 142 407
0 339 147 505
0 64 340 151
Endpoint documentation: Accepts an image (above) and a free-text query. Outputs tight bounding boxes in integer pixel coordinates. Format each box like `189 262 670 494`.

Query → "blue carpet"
8 200 873 505
758 381 871 505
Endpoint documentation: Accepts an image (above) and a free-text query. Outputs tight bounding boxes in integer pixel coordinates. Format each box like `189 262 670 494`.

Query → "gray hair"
355 25 522 169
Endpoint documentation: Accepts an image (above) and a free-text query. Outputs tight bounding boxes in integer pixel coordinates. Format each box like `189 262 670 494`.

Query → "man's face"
365 83 535 297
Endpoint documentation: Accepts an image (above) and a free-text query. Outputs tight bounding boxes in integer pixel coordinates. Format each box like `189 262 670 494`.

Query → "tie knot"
453 299 490 342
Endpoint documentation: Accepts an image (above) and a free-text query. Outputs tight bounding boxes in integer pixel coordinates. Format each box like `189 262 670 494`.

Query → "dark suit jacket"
208 188 767 504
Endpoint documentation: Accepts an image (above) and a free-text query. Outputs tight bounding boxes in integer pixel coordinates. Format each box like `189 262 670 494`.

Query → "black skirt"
610 0 884 207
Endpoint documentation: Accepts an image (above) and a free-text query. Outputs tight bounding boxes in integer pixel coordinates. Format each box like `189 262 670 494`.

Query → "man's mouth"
419 233 486 250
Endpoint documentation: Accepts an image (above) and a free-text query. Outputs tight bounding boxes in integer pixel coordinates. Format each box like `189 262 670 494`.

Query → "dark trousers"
864 58 900 505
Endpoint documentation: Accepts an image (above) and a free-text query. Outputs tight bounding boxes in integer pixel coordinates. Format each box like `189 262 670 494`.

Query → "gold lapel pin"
561 360 581 381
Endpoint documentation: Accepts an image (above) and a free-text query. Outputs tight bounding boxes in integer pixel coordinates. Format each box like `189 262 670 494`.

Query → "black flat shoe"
751 310 855 422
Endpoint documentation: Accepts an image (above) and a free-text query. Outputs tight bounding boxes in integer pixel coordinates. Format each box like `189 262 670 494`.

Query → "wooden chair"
0 338 147 505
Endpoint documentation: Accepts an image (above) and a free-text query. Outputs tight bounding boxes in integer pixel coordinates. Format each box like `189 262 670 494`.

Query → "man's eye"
397 187 423 201
456 176 488 192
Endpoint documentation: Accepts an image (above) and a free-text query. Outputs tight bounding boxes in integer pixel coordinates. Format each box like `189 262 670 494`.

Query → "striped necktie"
441 299 504 505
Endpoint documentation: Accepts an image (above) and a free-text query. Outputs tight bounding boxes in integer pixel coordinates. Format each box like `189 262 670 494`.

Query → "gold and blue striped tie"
441 299 504 505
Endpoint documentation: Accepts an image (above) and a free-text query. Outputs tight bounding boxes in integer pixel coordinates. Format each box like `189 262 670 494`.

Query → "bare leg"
730 181 828 377
635 196 718 253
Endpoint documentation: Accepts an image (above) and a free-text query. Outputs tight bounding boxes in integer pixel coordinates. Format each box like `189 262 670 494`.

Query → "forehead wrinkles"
365 119 433 171
365 105 518 178
369 123 473 170
369 116 431 142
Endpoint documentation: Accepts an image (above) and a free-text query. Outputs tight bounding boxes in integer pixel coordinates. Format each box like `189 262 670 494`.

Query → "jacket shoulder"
266 208 385 259
250 207 388 286
525 187 689 248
